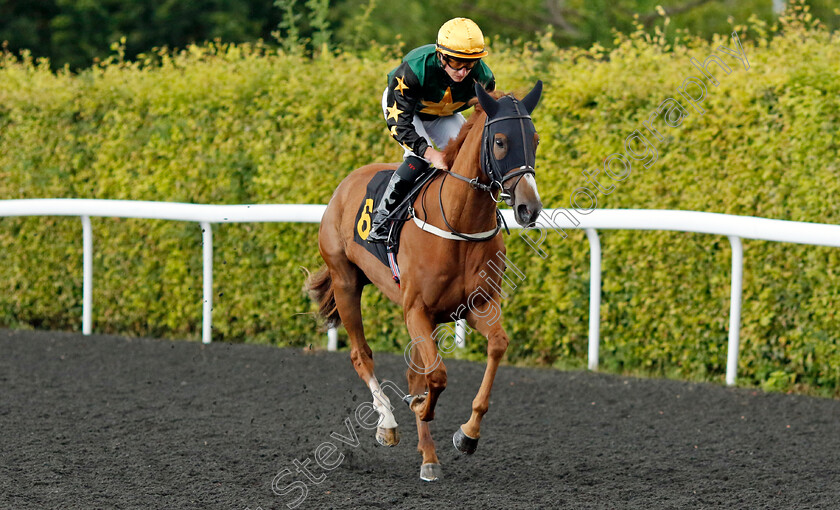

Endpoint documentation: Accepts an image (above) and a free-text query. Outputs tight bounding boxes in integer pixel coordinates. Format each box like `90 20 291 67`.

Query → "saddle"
352 168 438 284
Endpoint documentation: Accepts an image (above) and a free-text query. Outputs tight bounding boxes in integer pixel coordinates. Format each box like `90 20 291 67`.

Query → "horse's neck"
434 122 498 233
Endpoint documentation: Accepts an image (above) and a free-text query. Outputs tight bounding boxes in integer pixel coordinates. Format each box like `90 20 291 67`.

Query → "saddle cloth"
352 168 437 278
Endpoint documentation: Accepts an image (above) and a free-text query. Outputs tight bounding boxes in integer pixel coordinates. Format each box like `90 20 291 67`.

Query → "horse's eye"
493 133 509 159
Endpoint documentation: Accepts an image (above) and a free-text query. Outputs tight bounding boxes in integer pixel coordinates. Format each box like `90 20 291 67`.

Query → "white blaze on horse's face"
510 173 542 227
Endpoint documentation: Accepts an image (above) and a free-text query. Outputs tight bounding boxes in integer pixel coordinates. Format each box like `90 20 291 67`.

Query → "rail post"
455 319 466 348
82 216 93 335
586 228 602 371
327 327 338 351
726 235 744 386
201 222 213 344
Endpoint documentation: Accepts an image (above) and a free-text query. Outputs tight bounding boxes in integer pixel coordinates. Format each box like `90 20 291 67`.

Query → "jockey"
367 17 496 243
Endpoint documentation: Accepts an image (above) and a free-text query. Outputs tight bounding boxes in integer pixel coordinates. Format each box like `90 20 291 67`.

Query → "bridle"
480 97 537 202
446 97 536 199
425 96 537 241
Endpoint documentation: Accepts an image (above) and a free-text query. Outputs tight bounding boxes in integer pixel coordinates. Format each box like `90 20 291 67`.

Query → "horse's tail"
304 265 341 328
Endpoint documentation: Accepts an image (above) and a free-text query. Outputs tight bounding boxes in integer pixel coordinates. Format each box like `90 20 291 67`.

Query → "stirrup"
367 217 392 243
367 230 390 244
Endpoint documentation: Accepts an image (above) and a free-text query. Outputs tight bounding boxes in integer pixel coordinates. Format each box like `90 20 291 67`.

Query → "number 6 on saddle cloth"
353 167 439 285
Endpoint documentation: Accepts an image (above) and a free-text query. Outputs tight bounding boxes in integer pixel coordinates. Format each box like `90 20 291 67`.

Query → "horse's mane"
442 90 506 169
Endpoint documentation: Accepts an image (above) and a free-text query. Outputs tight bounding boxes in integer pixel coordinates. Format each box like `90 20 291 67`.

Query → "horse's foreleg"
329 263 400 446
453 312 510 455
406 346 442 481
403 307 447 423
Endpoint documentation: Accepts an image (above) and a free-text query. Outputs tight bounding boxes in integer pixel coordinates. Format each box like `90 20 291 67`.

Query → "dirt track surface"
2 328 839 509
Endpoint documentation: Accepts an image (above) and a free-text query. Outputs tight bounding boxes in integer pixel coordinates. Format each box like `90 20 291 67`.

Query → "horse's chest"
410 263 502 314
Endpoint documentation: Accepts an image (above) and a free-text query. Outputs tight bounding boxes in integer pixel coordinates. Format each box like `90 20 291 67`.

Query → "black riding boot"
367 155 429 243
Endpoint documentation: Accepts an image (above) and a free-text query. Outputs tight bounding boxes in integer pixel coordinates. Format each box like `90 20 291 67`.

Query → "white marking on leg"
368 377 398 429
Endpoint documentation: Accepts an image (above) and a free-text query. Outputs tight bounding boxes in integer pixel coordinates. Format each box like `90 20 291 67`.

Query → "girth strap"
411 207 502 241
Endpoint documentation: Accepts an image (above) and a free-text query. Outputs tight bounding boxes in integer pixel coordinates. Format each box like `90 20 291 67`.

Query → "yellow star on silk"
390 125 399 137
386 102 404 122
394 76 409 95
420 87 465 116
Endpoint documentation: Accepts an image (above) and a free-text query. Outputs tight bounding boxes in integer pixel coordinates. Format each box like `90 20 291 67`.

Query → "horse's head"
475 80 543 227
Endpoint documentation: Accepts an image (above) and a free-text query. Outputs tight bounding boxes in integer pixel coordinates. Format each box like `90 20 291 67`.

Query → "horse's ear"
475 82 499 118
522 80 543 115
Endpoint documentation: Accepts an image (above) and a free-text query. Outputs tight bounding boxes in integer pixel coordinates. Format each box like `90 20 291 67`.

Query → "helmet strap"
436 51 447 70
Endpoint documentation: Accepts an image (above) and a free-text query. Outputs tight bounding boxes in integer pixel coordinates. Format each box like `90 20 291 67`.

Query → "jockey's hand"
424 147 448 170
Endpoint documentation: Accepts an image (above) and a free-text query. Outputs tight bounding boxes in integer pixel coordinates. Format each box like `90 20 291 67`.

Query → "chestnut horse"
307 81 543 481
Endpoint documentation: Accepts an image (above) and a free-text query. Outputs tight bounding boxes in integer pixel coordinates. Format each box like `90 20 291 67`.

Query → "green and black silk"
384 44 495 157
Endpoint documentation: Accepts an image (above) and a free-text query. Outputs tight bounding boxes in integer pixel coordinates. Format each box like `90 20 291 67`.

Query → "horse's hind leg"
324 253 400 446
452 310 510 455
406 346 441 481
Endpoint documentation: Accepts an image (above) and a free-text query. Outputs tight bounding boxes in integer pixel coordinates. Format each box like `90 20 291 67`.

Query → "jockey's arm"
386 63 431 159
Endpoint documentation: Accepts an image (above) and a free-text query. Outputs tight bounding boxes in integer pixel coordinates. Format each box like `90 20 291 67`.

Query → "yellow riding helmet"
436 18 488 59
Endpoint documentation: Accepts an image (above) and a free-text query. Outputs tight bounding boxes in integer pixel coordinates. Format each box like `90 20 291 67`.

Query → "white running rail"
0 199 326 344
536 208 840 386
2 199 839 386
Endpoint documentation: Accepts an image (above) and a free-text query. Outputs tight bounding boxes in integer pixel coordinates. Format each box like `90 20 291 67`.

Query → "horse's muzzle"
515 202 541 227
510 173 542 227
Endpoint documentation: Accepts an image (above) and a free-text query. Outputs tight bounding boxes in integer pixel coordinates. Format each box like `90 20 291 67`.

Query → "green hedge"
1 9 839 396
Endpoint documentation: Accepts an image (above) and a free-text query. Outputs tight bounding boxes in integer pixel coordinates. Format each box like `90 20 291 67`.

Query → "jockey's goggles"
442 55 479 71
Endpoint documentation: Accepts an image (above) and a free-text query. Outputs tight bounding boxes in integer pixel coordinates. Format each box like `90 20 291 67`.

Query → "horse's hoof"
375 426 400 447
419 463 442 482
452 426 479 455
